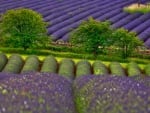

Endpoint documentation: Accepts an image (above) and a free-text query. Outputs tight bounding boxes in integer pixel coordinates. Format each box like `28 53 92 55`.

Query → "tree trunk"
122 47 126 59
93 51 98 60
23 47 27 51
23 45 28 51
125 45 128 59
122 44 126 59
138 0 140 7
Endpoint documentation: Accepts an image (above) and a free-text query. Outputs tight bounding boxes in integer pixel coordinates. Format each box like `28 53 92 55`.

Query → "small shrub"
76 60 91 77
21 55 39 73
41 56 58 73
109 62 126 76
93 61 108 75
58 59 75 79
127 62 141 76
0 53 7 71
2 54 24 73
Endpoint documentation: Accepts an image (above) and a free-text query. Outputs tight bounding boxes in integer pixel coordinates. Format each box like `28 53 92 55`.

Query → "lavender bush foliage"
0 72 76 113
131 76 150 87
74 75 150 113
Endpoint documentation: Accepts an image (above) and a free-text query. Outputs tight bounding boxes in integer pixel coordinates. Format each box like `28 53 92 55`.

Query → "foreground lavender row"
0 73 149 113
74 75 150 113
0 73 76 113
0 0 150 48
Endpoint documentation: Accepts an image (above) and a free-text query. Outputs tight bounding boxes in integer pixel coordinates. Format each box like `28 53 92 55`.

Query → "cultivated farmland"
0 54 149 78
0 0 150 48
0 1 150 112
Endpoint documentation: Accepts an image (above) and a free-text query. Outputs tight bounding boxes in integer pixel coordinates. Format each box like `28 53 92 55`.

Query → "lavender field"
0 73 76 113
0 0 150 112
0 72 149 113
74 75 150 113
0 0 150 48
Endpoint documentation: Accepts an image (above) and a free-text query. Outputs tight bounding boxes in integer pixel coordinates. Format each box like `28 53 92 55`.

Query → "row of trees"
70 17 143 58
0 8 143 59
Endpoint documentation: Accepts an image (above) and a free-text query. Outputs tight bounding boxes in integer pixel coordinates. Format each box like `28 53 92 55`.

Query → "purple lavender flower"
74 75 150 113
0 72 76 113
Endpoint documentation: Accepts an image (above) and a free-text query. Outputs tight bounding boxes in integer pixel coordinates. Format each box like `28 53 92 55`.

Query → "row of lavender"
0 0 150 48
0 72 149 113
0 54 150 78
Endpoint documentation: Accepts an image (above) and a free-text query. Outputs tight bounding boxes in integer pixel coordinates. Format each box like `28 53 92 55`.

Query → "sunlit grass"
124 3 150 13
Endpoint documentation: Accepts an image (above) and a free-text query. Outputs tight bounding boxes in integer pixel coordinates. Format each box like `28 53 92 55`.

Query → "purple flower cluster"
0 72 76 113
131 76 150 87
0 72 149 113
74 75 150 113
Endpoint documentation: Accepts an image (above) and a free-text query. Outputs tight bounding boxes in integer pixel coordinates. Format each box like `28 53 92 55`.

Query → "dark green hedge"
2 54 24 73
41 56 58 73
93 61 108 75
127 62 141 76
76 60 92 77
58 59 75 79
109 62 126 76
21 55 40 73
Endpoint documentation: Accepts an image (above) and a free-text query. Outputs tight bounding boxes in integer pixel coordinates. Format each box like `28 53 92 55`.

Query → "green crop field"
0 53 149 78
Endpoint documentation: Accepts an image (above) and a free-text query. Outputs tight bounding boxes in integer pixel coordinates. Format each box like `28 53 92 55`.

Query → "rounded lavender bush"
74 75 150 113
0 72 76 113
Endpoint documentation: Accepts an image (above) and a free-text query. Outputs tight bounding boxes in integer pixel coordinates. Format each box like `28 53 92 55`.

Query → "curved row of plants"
0 72 149 113
0 53 150 79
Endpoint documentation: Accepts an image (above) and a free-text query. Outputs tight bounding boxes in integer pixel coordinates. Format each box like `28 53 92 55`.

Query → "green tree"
112 28 143 59
0 8 49 50
70 17 112 56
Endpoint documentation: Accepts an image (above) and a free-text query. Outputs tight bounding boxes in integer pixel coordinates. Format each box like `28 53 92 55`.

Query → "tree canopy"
112 28 143 58
0 8 49 50
70 17 113 55
69 17 143 59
